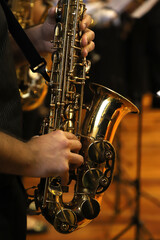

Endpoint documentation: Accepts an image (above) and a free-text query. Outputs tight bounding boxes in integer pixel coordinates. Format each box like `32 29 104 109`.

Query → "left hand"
80 14 95 57
39 7 95 57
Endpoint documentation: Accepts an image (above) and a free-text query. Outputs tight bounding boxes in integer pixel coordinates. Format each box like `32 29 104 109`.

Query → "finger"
81 29 95 47
80 14 92 31
43 39 55 53
81 41 95 57
46 7 56 25
63 131 79 140
69 153 84 167
69 139 82 151
51 130 78 140
41 7 56 42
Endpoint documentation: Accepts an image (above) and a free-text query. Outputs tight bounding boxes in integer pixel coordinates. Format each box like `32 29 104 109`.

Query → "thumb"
46 7 56 25
41 7 56 41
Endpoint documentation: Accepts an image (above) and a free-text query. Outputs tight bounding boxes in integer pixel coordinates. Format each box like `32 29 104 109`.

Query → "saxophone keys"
81 197 100 220
48 177 63 196
54 209 77 233
82 168 103 190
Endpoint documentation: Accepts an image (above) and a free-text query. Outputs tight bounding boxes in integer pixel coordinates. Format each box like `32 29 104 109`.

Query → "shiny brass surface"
82 83 139 143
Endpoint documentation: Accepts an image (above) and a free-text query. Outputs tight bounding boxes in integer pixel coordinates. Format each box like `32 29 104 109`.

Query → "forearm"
0 132 34 176
0 129 84 185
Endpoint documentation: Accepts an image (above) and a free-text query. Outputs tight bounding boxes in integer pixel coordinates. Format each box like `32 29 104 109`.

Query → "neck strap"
1 0 50 82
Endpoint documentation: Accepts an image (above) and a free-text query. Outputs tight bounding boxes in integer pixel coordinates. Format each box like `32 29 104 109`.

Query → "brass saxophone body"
34 0 139 234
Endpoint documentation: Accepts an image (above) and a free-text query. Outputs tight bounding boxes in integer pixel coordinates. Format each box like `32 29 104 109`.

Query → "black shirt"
0 4 26 240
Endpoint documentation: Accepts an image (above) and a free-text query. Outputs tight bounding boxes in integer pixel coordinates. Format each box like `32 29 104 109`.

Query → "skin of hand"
27 7 95 58
27 131 84 185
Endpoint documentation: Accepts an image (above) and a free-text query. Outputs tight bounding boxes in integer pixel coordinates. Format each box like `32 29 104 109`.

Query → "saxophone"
33 0 139 233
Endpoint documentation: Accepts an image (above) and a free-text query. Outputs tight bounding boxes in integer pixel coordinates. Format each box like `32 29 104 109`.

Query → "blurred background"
10 0 160 239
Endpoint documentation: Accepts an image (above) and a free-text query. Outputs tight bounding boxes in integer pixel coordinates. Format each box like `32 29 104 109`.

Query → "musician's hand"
40 7 95 57
80 14 95 57
24 5 95 61
27 130 84 185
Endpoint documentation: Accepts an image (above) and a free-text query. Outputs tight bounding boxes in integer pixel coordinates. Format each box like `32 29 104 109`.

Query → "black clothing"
87 2 160 103
0 4 26 240
0 3 22 137
0 177 26 240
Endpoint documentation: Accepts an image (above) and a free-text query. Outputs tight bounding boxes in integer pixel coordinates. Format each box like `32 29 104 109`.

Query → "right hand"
27 130 83 185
